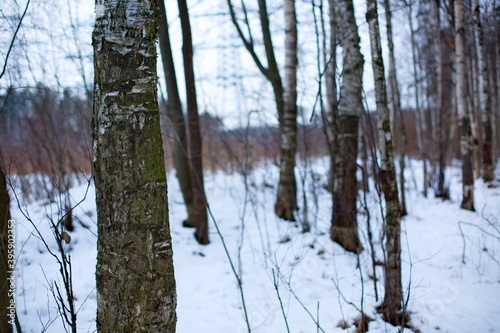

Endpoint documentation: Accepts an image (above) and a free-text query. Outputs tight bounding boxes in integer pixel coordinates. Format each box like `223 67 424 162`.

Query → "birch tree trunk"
455 0 476 211
275 0 299 221
158 0 197 227
178 0 210 243
330 0 363 253
366 0 404 325
0 168 13 333
92 0 177 331
473 0 494 182
383 0 408 215
408 2 428 197
226 0 298 221
468 45 482 180
434 0 449 199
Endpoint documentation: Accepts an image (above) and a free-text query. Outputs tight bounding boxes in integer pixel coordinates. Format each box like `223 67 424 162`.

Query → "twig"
0 0 31 80
206 204 252 332
458 220 500 265
273 264 327 333
7 173 92 333
272 268 291 333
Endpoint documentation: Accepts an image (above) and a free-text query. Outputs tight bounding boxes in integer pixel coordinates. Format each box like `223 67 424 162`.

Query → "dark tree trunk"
177 0 210 244
473 0 494 182
325 0 338 185
258 0 285 122
330 0 364 253
331 115 362 253
92 0 177 331
158 0 197 227
0 168 13 333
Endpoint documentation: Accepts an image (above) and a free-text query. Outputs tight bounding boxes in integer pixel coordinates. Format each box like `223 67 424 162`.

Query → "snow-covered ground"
9 158 500 332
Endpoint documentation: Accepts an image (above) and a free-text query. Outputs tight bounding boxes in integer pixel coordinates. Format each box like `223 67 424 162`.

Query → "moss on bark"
93 0 177 331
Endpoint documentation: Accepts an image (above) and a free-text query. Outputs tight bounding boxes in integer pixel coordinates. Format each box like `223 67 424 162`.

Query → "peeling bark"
366 0 404 325
92 0 177 331
455 0 476 211
330 0 363 253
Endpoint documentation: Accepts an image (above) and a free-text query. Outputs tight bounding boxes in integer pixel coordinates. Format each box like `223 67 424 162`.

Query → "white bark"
455 0 475 211
93 0 177 330
275 0 299 221
366 0 403 324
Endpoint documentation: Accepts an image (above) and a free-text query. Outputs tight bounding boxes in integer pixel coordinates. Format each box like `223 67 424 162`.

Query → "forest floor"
10 157 500 333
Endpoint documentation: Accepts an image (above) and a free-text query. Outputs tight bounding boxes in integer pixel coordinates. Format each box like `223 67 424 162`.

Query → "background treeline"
2 83 494 176
1 0 499 184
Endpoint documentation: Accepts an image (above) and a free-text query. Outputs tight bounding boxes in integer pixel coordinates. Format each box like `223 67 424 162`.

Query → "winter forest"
0 0 499 332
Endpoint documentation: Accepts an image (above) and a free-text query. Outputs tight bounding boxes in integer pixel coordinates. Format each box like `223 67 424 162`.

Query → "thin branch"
272 268 291 333
226 0 269 78
0 0 31 80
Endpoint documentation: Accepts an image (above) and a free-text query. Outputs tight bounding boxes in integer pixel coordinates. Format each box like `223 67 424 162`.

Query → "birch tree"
366 0 404 325
434 0 449 199
275 0 299 221
383 0 408 215
473 0 494 182
330 0 363 253
227 0 299 221
178 0 210 243
158 0 197 228
407 0 429 197
455 0 476 211
92 0 177 330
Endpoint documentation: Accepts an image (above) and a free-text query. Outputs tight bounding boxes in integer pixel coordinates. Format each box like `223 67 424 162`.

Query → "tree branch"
0 0 31 80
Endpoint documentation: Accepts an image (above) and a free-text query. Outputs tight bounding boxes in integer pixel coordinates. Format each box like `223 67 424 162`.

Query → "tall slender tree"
366 0 404 325
274 0 299 221
472 0 494 182
158 0 197 228
407 0 429 197
324 0 337 190
434 0 449 199
92 0 177 331
0 168 13 333
177 0 210 243
455 0 476 211
325 0 337 147
227 0 298 221
330 0 364 253
383 0 408 215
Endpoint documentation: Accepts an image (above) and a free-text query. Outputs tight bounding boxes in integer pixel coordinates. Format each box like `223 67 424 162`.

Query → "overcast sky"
1 0 417 128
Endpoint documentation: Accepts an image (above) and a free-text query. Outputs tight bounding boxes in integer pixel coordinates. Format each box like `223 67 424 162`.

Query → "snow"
9 158 500 333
